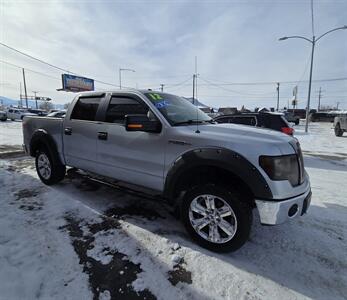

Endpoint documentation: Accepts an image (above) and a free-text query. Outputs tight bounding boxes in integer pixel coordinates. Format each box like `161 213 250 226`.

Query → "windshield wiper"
173 119 207 126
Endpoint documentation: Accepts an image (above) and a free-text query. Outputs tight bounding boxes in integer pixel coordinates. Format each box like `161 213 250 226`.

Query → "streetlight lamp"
279 25 347 133
119 68 135 89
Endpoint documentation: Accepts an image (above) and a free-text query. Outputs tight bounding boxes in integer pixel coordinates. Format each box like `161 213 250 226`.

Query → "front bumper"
255 186 311 225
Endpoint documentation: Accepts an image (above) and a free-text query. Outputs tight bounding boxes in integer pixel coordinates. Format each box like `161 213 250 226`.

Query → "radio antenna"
194 56 200 133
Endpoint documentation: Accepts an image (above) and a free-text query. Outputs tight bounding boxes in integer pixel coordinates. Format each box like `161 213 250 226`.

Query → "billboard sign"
61 74 94 92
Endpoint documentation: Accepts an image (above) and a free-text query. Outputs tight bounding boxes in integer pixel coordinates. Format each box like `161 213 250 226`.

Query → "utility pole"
33 91 39 109
276 82 280 111
160 84 164 92
22 68 28 108
19 82 23 107
318 87 322 111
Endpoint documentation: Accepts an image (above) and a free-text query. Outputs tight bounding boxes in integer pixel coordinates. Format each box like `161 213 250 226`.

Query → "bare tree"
39 101 54 111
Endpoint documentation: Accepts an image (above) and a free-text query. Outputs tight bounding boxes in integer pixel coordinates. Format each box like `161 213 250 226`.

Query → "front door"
96 94 166 191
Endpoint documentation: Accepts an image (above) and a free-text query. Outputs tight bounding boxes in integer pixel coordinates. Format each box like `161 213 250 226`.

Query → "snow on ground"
0 120 23 146
0 121 346 299
296 122 347 159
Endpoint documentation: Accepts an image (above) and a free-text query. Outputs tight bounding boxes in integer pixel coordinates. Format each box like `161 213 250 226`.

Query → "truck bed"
22 116 65 162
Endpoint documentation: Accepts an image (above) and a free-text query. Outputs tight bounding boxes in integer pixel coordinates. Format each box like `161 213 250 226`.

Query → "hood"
171 123 296 156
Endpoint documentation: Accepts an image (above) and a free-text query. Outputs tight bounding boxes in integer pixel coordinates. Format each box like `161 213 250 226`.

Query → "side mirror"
125 114 162 133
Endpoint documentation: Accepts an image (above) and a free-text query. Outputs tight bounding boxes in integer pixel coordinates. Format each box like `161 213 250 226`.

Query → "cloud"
1 0 346 109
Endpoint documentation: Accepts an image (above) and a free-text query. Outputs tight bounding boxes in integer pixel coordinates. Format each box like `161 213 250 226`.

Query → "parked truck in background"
334 113 347 137
22 90 312 252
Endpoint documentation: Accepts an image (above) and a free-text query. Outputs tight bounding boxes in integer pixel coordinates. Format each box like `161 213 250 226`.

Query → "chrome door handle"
64 127 72 135
98 132 108 140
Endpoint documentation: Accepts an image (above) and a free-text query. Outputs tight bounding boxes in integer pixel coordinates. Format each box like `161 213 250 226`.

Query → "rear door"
96 93 166 191
63 94 105 172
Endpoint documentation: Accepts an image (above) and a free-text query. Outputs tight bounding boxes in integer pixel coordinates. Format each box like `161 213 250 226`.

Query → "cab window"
70 97 102 121
104 97 148 124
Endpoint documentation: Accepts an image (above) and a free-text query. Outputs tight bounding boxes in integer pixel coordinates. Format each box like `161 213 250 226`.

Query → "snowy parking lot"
0 120 346 300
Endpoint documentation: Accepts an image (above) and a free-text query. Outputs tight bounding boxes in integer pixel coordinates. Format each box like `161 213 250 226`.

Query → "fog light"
288 204 298 217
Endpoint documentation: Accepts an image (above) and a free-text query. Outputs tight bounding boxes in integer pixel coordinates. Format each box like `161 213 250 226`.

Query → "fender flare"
163 147 272 201
29 129 60 160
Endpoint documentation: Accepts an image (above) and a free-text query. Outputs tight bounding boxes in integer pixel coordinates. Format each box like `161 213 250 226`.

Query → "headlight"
259 155 299 186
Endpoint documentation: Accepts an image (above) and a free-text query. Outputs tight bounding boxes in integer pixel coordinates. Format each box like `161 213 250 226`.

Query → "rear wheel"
335 124 343 137
35 147 66 185
181 184 252 252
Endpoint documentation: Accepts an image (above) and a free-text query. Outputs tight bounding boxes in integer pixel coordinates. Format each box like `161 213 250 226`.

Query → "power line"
199 77 277 96
0 59 61 81
0 42 119 88
201 76 347 86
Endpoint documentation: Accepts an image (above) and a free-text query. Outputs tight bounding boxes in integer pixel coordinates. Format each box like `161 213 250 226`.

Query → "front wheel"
35 147 66 185
181 184 252 252
335 124 343 137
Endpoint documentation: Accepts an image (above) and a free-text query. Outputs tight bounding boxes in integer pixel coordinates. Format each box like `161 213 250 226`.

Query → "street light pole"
279 25 347 133
305 36 315 133
119 68 136 89
119 68 122 90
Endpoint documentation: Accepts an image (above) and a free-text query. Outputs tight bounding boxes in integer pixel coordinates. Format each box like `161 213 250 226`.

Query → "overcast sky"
1 0 346 109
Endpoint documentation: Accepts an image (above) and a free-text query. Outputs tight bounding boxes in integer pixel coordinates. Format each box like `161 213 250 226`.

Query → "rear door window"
70 97 102 121
229 116 257 126
104 97 148 124
262 115 288 130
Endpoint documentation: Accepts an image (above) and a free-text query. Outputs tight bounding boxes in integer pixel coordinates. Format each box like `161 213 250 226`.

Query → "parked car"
0 110 7 121
6 108 36 121
283 111 300 125
287 109 316 119
214 112 294 135
310 112 337 122
28 109 48 116
334 113 347 137
47 110 66 118
23 90 311 252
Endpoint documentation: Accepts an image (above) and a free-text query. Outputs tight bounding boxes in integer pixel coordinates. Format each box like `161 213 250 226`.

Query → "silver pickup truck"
23 90 311 252
334 113 347 137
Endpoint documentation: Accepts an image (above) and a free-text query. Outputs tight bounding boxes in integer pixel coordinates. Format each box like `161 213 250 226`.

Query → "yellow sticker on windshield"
148 93 163 101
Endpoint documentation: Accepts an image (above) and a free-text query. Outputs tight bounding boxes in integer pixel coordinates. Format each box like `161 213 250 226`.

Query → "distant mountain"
0 96 64 110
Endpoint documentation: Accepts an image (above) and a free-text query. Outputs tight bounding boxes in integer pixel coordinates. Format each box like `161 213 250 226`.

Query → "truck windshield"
144 92 212 126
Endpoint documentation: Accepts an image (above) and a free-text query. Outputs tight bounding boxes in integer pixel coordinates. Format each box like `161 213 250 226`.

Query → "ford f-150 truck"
22 90 311 252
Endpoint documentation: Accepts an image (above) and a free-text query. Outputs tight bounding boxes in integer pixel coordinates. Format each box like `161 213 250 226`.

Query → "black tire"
0 119 6 122
181 184 252 252
295 119 300 125
11 118 15 121
335 124 343 137
35 146 66 185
